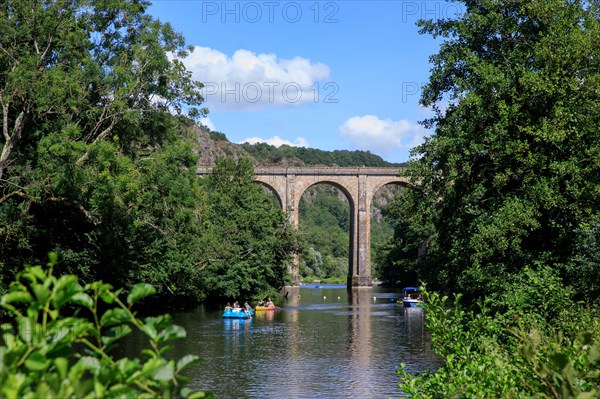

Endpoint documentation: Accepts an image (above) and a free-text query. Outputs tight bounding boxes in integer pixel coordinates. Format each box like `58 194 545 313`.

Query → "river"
124 284 443 399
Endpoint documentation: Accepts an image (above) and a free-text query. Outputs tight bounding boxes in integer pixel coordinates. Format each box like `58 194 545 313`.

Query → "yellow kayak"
255 306 279 311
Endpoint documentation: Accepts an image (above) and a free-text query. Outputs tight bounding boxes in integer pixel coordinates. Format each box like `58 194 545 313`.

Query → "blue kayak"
223 308 254 318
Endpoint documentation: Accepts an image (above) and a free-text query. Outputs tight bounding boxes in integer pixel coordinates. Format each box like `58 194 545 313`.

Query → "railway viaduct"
198 166 409 286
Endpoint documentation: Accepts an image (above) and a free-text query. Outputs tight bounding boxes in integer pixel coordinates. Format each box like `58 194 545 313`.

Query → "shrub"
398 287 600 398
0 253 213 399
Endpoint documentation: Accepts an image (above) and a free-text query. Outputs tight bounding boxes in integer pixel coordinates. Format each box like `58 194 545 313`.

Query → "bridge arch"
198 165 409 286
295 181 356 283
367 179 411 215
255 180 283 209
292 179 356 222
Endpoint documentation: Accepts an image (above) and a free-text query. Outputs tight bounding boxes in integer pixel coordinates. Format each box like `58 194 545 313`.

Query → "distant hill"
192 124 406 168
193 125 250 167
239 142 406 167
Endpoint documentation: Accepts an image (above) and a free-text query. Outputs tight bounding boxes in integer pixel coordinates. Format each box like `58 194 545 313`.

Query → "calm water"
123 285 442 399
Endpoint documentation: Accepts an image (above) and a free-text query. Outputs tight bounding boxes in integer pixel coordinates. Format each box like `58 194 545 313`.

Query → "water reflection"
283 286 301 307
253 310 275 321
117 285 443 399
223 318 253 333
401 307 439 372
347 287 374 398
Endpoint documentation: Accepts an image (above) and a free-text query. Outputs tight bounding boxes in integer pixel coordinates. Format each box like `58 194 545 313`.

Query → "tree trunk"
0 111 26 182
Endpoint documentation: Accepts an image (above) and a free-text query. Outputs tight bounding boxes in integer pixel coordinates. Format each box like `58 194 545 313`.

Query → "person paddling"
244 302 252 317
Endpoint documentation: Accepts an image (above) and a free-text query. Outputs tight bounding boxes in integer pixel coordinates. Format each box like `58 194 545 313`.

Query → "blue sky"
149 0 464 163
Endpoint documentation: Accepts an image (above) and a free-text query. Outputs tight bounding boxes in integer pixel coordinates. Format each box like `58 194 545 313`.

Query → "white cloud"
240 135 309 148
200 116 215 131
339 115 430 155
183 46 331 110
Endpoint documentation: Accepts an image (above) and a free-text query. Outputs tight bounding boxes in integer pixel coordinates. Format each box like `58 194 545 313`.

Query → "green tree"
568 215 600 301
0 120 207 305
386 0 600 301
0 0 209 304
239 142 403 167
197 157 299 302
0 0 205 181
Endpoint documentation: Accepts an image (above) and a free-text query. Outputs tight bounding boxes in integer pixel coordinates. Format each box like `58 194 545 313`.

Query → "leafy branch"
0 253 213 399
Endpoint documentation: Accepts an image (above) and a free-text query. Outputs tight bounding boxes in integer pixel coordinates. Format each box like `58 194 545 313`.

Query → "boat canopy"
402 287 419 291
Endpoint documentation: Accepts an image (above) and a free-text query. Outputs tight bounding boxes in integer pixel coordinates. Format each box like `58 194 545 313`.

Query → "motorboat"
401 287 423 308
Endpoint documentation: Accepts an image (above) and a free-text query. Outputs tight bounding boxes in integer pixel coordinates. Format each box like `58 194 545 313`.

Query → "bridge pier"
355 174 371 286
350 275 373 287
289 253 301 286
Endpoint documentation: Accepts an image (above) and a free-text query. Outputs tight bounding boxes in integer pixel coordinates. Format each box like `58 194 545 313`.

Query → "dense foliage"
0 0 298 307
375 198 423 288
197 157 299 302
0 0 205 300
207 131 229 142
381 0 600 301
399 280 600 398
0 254 212 398
297 185 395 282
389 0 600 396
240 142 404 167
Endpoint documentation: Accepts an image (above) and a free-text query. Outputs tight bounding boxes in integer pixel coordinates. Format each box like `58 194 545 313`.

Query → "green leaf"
188 391 210 399
35 381 50 398
18 318 36 343
101 325 132 346
47 252 58 265
123 372 143 386
141 358 162 376
52 276 81 308
94 377 106 398
140 323 158 340
52 317 94 340
1 373 27 399
47 343 73 359
76 356 101 371
32 284 52 304
127 283 156 306
70 292 94 308
177 355 202 371
28 266 47 281
115 357 141 377
159 344 173 356
152 362 174 381
100 308 130 327
54 357 69 379
576 393 597 399
99 291 114 304
157 324 186 343
141 348 157 358
25 351 50 371
1 291 33 306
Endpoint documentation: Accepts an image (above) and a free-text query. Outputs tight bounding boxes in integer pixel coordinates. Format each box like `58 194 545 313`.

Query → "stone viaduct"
197 166 409 286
